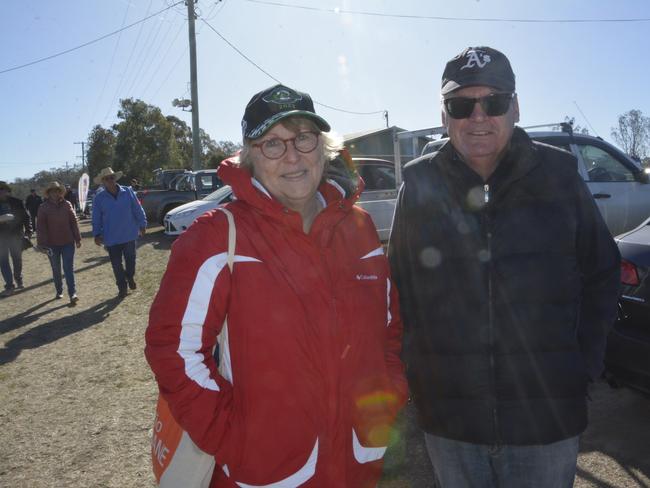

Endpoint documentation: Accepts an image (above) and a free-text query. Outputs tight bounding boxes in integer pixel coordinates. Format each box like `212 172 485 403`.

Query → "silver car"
421 126 650 236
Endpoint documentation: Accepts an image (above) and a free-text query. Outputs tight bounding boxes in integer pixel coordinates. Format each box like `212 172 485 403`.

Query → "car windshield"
203 185 232 202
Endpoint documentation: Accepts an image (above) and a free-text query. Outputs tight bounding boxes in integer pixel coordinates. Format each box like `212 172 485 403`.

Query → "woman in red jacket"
146 84 407 488
37 181 81 305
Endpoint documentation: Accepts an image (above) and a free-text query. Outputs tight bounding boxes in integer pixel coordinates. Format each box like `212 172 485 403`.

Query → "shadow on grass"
140 227 174 251
0 298 69 335
15 254 110 295
0 296 123 365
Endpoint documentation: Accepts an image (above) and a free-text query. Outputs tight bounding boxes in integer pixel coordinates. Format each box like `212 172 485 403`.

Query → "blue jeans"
48 243 76 297
107 241 136 291
424 433 579 488
0 234 23 289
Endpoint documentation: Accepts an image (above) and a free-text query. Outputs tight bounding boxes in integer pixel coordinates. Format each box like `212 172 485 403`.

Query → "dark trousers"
48 243 76 297
28 212 38 232
0 234 23 289
107 240 136 291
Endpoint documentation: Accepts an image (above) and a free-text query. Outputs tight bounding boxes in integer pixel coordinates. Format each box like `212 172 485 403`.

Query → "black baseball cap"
242 84 330 139
441 46 515 96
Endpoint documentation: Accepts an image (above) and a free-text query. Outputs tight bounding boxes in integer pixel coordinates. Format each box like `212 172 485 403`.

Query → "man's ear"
441 104 448 128
512 95 520 124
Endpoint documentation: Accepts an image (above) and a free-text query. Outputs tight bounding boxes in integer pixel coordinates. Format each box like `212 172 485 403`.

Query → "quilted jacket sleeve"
145 210 240 465
574 175 621 381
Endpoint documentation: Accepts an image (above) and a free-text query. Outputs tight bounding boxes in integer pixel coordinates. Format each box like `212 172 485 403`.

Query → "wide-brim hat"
45 181 65 195
94 167 123 185
241 84 331 140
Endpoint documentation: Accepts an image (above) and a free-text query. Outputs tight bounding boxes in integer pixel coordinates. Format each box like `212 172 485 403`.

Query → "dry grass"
1 220 649 488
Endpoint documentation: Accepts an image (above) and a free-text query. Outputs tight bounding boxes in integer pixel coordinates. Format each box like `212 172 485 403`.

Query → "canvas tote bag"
151 207 236 487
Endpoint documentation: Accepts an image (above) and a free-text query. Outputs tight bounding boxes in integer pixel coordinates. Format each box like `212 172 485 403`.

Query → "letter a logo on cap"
460 49 491 70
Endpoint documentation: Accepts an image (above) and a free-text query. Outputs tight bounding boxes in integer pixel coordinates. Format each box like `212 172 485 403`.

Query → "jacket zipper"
484 183 500 445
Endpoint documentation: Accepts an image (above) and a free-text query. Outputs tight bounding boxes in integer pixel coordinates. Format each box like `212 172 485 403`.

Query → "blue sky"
1 0 649 182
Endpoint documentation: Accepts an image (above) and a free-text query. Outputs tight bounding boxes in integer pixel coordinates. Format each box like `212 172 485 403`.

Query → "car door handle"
592 193 611 199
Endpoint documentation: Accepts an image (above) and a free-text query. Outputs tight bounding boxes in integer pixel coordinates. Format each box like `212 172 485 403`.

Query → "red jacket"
145 159 407 488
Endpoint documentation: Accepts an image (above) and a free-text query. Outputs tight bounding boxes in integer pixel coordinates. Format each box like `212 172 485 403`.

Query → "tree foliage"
10 164 84 200
86 125 116 180
112 98 185 184
84 99 241 185
611 109 650 160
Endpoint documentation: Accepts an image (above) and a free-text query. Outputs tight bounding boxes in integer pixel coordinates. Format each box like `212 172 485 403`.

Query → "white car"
163 158 399 239
164 185 233 236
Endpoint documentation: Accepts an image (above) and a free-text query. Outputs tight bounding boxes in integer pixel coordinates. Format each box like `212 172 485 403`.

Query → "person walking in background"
64 184 79 213
130 178 141 191
0 181 31 297
92 167 147 299
37 181 81 305
145 84 406 487
25 188 43 232
389 46 621 487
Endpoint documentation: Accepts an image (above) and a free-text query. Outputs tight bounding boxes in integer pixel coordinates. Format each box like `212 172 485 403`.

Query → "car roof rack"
523 122 574 135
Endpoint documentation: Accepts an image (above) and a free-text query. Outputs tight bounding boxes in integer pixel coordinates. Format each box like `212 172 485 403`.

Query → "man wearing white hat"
92 167 147 298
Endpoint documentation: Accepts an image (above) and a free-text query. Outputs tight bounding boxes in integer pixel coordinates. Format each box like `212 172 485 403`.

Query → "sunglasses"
444 93 515 119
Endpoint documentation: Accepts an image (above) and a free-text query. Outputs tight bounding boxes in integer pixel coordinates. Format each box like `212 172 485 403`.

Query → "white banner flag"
78 173 90 213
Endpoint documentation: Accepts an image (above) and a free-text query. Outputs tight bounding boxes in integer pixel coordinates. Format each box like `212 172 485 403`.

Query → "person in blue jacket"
92 167 147 298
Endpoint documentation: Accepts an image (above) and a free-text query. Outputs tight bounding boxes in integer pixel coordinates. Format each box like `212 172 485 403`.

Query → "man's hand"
76 241 82 249
94 236 103 246
139 227 146 238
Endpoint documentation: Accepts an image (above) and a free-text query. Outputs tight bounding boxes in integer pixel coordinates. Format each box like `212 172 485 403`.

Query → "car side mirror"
634 169 650 184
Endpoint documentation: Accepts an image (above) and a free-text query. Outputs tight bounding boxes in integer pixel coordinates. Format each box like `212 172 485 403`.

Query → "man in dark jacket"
0 181 32 296
388 46 621 487
25 188 43 231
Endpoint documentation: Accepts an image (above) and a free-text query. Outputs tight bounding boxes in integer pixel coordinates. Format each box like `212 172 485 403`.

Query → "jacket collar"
217 157 361 219
437 126 540 193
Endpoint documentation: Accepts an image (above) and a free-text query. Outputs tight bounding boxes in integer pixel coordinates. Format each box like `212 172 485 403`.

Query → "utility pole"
187 0 201 171
74 141 86 172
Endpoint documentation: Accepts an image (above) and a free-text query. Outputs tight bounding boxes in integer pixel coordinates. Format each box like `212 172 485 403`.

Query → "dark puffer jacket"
388 128 620 445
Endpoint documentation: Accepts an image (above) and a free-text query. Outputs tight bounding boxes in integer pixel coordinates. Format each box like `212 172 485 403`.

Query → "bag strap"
216 207 236 383
219 207 236 272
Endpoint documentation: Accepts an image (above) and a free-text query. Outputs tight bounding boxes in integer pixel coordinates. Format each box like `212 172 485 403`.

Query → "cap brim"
245 110 330 139
441 76 515 96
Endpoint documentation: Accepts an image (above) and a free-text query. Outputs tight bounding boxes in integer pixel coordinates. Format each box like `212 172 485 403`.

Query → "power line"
103 0 156 123
0 1 185 76
199 18 384 116
242 0 650 23
87 2 132 130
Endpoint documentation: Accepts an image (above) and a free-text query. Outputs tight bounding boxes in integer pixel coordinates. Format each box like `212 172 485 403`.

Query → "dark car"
605 216 650 395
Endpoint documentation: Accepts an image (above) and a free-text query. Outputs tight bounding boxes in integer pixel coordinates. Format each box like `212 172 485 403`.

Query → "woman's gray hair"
239 117 343 175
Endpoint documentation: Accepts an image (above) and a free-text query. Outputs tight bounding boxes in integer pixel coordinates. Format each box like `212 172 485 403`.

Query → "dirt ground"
1 221 649 488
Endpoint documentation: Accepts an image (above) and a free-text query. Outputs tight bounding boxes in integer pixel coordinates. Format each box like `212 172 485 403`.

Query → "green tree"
86 125 116 180
611 109 650 160
112 98 185 184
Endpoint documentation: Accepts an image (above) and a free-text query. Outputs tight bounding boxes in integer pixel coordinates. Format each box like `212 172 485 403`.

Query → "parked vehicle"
164 185 233 236
605 217 650 395
419 124 650 236
164 158 398 238
151 168 190 190
138 169 224 225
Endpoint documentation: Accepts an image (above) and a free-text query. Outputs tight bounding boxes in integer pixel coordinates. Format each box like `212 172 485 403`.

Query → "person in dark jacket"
64 184 79 212
25 188 43 231
388 46 621 487
0 181 32 296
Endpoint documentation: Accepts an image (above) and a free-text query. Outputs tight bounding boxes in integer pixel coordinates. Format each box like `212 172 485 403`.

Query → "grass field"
1 220 649 487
